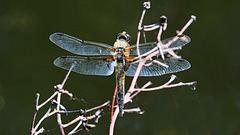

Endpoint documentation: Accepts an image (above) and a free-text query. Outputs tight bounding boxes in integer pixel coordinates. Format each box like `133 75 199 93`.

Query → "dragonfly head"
116 31 131 42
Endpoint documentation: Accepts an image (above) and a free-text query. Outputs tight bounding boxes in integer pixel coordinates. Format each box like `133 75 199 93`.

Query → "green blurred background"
0 0 240 134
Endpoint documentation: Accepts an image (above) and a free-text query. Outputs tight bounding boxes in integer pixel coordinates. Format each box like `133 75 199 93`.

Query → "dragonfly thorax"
113 39 130 58
113 47 125 60
115 47 125 53
113 40 130 48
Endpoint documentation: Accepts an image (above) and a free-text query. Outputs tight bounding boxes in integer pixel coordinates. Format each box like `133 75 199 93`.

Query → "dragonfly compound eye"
116 32 131 42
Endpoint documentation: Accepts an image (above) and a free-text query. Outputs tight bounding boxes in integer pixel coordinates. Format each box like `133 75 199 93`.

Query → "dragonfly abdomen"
115 60 126 116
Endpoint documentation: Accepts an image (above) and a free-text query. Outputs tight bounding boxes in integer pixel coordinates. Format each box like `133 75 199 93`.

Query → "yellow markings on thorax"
125 56 135 62
113 40 130 57
113 40 130 48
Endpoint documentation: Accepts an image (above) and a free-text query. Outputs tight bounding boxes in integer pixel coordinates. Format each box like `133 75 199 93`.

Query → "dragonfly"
49 32 191 116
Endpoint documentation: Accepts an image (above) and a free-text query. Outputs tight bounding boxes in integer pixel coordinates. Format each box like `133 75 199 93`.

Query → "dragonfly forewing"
129 35 190 56
50 33 114 56
126 58 191 76
54 56 115 76
164 35 191 48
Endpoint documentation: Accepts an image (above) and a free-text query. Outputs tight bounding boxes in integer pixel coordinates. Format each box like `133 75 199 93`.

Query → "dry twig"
30 1 196 135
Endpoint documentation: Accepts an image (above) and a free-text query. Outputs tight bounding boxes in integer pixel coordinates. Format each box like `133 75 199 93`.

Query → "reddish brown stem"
59 123 65 135
110 86 117 123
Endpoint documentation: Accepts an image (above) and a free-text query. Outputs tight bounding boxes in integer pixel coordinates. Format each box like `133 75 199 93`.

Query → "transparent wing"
54 56 115 76
50 33 114 56
126 58 191 76
129 35 191 56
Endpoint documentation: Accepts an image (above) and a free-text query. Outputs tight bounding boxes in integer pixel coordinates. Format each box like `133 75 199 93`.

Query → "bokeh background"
0 0 239 134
